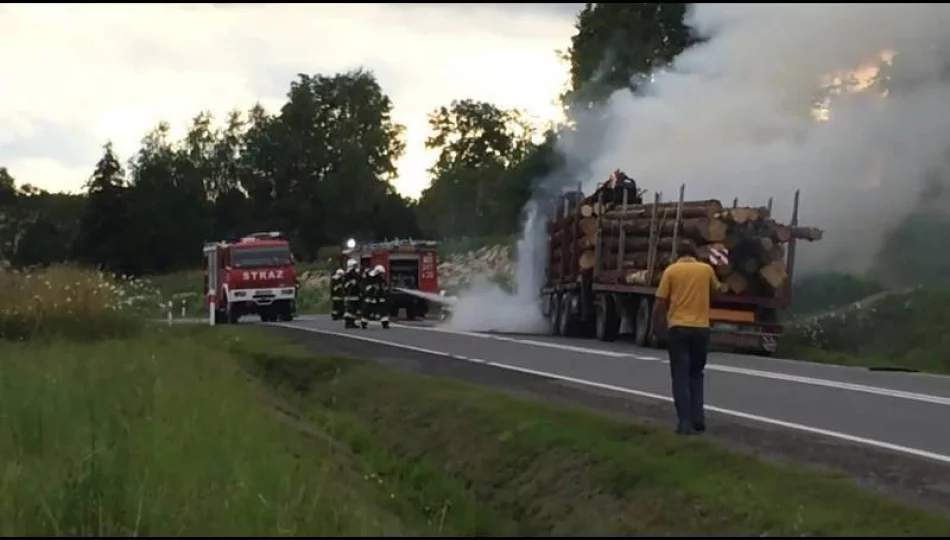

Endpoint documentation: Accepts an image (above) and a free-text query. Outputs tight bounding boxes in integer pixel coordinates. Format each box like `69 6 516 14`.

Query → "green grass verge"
230 327 950 536
780 286 950 374
7 325 949 535
0 327 407 536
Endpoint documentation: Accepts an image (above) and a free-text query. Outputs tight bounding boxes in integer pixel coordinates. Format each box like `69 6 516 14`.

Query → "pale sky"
0 3 581 199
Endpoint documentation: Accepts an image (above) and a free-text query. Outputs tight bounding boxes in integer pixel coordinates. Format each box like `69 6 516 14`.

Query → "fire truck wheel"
226 304 240 324
278 310 294 322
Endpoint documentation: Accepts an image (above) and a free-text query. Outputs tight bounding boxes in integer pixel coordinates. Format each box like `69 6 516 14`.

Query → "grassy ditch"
0 328 421 536
780 286 950 374
231 327 950 536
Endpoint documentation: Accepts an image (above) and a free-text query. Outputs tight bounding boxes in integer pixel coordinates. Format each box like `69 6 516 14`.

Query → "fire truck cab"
203 231 298 324
341 238 440 320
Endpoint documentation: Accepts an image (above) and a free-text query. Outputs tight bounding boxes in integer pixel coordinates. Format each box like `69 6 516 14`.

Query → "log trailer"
203 231 298 324
341 238 441 320
541 183 813 355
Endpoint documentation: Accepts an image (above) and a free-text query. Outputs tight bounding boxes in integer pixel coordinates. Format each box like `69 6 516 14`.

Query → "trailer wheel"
634 298 651 347
548 293 562 336
595 294 620 342
558 294 577 337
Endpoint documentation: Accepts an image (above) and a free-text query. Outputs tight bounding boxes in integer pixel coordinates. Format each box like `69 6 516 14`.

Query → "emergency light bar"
203 241 228 253
244 231 285 240
347 238 441 252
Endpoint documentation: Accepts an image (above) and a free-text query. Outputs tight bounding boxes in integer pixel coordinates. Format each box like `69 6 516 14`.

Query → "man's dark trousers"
667 326 710 434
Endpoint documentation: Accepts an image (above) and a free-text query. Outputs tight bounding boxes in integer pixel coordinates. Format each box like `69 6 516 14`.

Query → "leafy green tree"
418 99 536 238
0 167 15 208
10 190 85 268
238 70 412 256
75 142 133 273
0 167 20 262
563 3 701 112
123 122 208 274
210 110 251 239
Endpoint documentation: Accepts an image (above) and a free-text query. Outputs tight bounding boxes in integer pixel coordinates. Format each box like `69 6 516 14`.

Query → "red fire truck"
341 238 440 320
203 231 298 324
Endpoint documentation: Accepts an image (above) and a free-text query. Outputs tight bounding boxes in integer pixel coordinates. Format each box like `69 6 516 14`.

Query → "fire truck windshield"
232 245 292 268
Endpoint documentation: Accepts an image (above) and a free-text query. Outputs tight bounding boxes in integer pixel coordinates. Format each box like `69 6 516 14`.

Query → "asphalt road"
273 314 950 466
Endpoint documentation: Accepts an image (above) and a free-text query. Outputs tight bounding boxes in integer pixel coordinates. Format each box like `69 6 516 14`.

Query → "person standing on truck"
330 268 344 321
342 259 361 329
652 243 725 436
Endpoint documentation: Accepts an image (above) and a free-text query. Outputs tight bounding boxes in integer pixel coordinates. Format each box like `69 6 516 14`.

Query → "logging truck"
540 183 824 355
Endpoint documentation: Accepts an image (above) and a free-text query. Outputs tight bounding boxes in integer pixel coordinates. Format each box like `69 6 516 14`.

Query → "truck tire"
634 298 651 347
595 294 620 342
558 294 577 337
548 293 561 336
226 303 240 324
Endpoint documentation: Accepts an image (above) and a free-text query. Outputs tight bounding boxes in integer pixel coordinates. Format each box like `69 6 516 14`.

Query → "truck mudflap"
709 327 779 354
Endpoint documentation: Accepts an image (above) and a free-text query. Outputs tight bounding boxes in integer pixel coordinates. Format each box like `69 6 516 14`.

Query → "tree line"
0 3 701 276
2 3 945 285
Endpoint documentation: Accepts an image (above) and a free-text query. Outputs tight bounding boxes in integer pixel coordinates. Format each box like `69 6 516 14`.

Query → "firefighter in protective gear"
372 264 391 329
359 264 372 329
342 259 361 328
330 268 344 320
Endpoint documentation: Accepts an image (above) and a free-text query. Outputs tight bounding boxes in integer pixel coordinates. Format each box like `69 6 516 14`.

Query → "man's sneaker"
675 423 696 436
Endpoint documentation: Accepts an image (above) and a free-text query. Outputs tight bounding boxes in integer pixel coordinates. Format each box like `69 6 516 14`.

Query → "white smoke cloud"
443 199 548 333
446 3 950 332
585 3 950 274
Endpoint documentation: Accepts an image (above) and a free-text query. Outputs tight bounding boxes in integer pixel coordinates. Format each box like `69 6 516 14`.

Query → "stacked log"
547 193 824 297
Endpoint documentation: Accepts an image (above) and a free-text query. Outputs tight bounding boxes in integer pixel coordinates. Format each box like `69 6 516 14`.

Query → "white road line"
274 322 950 465
393 323 950 407
393 323 661 360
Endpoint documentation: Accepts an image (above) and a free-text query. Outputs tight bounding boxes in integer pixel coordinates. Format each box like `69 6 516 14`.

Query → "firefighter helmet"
374 264 385 275
346 258 357 269
333 268 344 278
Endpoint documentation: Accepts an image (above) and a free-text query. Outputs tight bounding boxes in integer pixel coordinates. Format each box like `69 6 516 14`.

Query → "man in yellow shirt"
652 244 724 435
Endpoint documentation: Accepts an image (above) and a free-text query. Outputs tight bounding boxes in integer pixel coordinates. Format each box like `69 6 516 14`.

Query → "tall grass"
0 329 406 536
0 265 145 341
0 264 407 534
